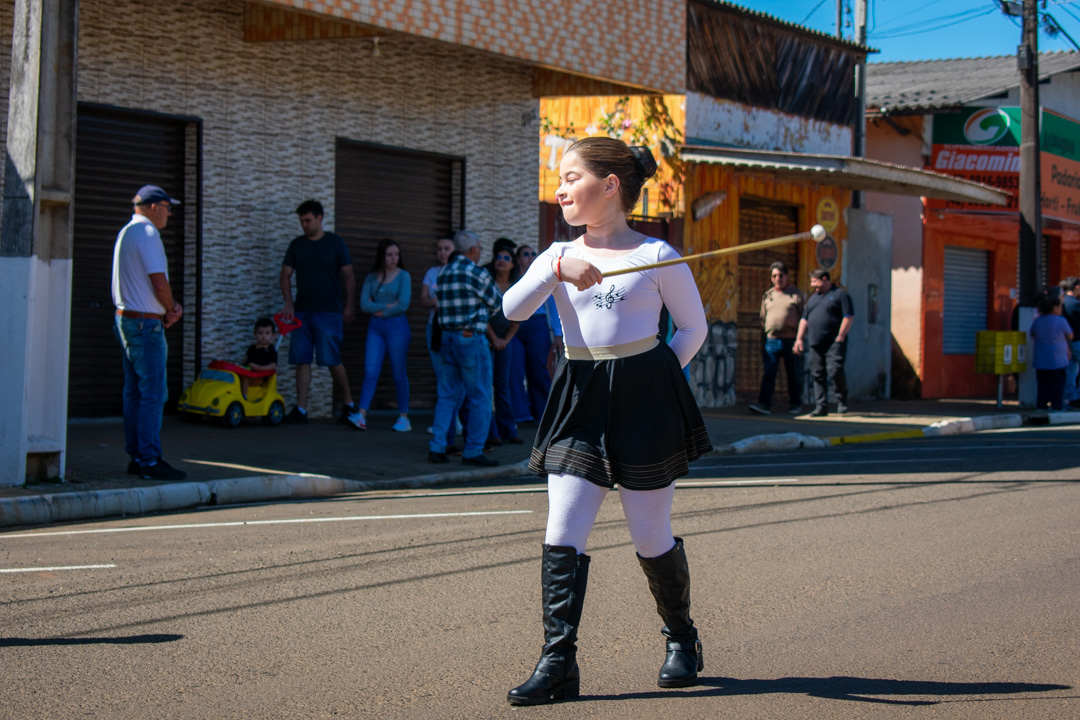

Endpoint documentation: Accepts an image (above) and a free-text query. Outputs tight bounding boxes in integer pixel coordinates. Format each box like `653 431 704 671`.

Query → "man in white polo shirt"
112 185 185 480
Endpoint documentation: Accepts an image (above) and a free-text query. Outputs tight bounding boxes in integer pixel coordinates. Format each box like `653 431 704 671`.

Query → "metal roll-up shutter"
335 139 464 409
943 245 989 355
736 198 800 402
70 107 187 417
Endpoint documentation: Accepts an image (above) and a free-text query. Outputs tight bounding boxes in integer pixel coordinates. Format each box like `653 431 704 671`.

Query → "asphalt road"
3 427 1079 719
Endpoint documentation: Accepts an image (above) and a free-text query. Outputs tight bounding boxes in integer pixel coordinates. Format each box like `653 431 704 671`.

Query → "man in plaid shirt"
429 229 502 466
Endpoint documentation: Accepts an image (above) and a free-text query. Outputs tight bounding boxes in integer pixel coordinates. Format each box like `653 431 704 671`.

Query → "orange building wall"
921 213 1019 398
922 215 1080 398
684 163 849 325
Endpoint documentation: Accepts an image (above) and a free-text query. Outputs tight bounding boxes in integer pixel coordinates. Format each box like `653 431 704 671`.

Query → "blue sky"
733 0 1080 62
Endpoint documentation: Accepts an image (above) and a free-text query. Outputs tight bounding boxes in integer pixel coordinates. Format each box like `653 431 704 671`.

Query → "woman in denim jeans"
483 241 523 446
357 238 412 431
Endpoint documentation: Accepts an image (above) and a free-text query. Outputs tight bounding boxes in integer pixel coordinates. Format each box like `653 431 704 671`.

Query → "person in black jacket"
794 268 854 416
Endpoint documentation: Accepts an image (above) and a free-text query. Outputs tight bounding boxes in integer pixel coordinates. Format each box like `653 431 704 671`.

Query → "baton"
601 225 828 278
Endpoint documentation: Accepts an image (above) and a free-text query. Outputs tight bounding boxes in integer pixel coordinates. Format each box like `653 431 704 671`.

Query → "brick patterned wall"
265 0 686 94
77 0 540 418
244 1 382 42
0 0 11 220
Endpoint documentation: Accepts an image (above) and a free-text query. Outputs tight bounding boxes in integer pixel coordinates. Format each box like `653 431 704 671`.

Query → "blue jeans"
513 314 553 421
758 337 802 409
1066 340 1080 402
430 331 492 457
490 343 518 440
358 315 410 412
288 311 343 367
427 322 461 447
114 315 168 465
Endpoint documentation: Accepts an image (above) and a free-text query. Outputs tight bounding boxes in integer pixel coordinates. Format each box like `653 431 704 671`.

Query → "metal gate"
943 245 989 355
70 106 188 417
736 198 800 402
334 139 464 409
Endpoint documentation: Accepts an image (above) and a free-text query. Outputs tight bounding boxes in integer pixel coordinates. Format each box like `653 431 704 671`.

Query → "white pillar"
0 0 78 485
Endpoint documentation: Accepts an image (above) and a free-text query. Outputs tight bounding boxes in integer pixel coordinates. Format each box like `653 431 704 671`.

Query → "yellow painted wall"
684 163 850 324
539 95 686 216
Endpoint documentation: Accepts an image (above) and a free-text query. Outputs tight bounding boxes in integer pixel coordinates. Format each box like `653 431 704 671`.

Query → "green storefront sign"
933 107 1022 147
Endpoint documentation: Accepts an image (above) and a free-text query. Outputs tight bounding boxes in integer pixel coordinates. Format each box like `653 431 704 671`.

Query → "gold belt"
564 336 658 360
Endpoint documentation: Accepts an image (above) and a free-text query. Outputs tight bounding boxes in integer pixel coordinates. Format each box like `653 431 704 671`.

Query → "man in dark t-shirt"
1059 276 1080 405
794 268 854 417
279 199 361 427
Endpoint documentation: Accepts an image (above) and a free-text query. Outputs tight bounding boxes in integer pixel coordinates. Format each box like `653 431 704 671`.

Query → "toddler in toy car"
242 317 278 398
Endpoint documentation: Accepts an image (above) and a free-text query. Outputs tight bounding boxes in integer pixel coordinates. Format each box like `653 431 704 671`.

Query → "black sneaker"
284 406 308 424
836 404 849 415
462 454 498 467
140 459 186 481
748 404 770 415
428 451 449 464
337 403 358 425
808 407 828 417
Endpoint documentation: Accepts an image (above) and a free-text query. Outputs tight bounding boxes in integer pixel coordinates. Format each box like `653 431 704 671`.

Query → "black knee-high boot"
637 537 703 688
507 545 590 706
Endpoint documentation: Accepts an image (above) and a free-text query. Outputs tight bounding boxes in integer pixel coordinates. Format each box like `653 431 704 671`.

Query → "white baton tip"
810 224 827 242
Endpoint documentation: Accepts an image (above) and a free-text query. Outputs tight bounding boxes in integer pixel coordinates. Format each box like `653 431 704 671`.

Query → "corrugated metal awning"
681 145 1010 206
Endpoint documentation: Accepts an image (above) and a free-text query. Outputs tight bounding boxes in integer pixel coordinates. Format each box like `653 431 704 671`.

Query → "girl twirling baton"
503 137 712 706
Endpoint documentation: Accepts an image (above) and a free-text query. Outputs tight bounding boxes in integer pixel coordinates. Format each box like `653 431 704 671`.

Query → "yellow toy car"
178 361 286 427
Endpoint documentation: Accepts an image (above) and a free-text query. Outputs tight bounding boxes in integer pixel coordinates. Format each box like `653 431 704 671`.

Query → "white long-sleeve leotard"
502 238 707 368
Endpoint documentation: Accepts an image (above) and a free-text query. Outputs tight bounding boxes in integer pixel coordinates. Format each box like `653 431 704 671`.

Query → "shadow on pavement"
0 633 184 647
585 675 1073 705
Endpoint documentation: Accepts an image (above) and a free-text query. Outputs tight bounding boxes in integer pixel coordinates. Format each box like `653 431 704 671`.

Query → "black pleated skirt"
529 341 713 491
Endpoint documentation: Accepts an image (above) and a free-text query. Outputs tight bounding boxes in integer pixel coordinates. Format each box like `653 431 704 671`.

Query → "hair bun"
629 145 658 180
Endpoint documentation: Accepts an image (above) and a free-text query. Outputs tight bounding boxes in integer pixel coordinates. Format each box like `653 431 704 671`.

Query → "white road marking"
693 457 965 469
2 510 533 539
0 564 116 573
677 479 801 486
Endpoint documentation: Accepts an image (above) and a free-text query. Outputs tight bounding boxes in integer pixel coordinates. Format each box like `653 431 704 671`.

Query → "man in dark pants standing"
1059 276 1080 406
794 268 854 417
749 261 805 416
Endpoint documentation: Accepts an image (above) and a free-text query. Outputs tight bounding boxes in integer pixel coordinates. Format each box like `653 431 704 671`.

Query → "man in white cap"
112 185 185 480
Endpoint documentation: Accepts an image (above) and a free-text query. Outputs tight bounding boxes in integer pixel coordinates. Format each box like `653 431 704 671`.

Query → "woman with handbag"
483 240 524 446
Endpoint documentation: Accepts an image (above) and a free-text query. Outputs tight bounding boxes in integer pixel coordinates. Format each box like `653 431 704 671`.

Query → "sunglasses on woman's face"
496 253 513 261
520 250 537 258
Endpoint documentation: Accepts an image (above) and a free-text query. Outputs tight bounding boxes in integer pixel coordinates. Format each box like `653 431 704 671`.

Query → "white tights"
544 473 676 559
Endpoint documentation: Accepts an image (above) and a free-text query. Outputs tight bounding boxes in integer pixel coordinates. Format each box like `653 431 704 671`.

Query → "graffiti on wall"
689 320 737 408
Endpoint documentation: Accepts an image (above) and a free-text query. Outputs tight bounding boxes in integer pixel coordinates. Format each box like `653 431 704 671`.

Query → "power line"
871 5 997 38
801 0 831 24
872 0 975 31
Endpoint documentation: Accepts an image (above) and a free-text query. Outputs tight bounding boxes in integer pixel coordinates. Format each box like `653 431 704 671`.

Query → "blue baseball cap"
133 185 181 206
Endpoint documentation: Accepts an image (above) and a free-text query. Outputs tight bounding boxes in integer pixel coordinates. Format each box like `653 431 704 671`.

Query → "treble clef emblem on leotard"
593 284 627 310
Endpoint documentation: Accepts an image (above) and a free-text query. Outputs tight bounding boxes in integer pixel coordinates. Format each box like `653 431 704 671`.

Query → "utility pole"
836 0 844 39
1018 0 1042 306
852 0 867 208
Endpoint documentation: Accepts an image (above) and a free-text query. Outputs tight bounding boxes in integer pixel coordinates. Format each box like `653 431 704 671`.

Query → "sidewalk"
3 398 1078 527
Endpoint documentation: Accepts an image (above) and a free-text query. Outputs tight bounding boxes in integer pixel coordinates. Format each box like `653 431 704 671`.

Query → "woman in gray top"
357 238 412 431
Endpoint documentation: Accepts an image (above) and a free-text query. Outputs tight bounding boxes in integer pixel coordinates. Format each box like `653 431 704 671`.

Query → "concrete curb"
711 411 1080 458
0 461 534 529
5 412 1080 529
